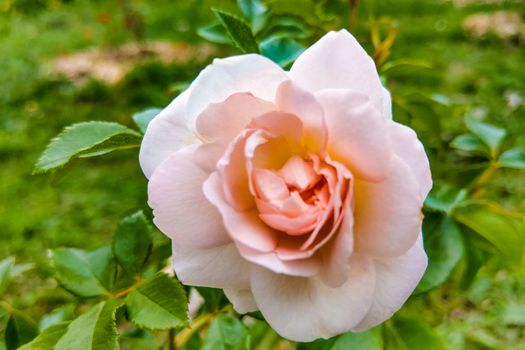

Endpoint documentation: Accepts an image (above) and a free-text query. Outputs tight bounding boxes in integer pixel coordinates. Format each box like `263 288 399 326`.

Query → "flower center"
253 155 337 236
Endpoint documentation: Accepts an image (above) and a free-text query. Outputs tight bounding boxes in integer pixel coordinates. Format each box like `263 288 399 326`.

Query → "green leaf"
19 322 70 350
52 245 116 297
246 319 276 349
10 263 34 278
38 305 75 332
424 185 468 215
296 338 336 350
202 314 250 350
430 94 451 106
213 9 259 53
5 311 38 350
260 36 304 68
266 0 334 25
460 232 486 289
119 328 157 350
453 201 525 268
0 257 14 296
54 299 124 350
237 0 269 34
195 287 228 312
197 23 232 44
450 133 489 155
112 211 153 277
465 116 506 156
297 327 382 350
34 121 142 173
385 315 445 350
416 216 463 293
0 306 8 323
499 148 525 169
132 108 162 134
466 329 501 349
380 59 433 73
500 302 525 326
331 328 382 350
261 15 312 39
126 272 188 330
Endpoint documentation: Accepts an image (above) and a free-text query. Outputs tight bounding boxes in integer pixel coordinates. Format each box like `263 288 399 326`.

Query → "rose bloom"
140 30 432 341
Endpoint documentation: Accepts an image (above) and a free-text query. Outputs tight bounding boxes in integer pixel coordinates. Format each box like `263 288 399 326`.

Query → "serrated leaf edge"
126 273 189 331
34 121 141 174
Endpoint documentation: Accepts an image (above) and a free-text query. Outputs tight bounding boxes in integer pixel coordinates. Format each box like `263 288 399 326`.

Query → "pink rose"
140 29 432 341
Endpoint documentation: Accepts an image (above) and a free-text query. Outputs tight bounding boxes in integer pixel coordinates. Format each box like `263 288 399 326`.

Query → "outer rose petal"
290 30 385 113
223 289 258 314
354 155 423 258
382 87 393 119
352 235 428 331
319 202 354 288
139 89 197 178
251 256 375 342
172 242 251 290
315 89 392 182
389 122 432 201
203 172 279 252
194 93 276 173
237 243 321 277
196 93 275 144
186 54 288 129
148 146 230 248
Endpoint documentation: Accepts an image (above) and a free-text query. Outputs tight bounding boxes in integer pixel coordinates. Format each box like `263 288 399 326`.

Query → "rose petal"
139 89 197 178
316 89 392 182
249 111 303 145
250 255 375 342
389 122 432 201
289 29 385 113
278 156 319 191
299 157 351 251
217 130 255 211
253 169 289 202
195 109 303 172
238 242 321 277
382 86 393 120
148 145 230 248
223 289 258 314
193 142 225 173
203 172 279 252
319 201 354 288
196 93 275 144
172 242 250 290
245 130 294 172
275 80 327 152
259 211 318 235
186 54 288 129
352 235 428 331
354 155 423 258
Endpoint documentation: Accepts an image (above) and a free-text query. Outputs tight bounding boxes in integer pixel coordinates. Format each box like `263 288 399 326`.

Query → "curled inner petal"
253 156 329 236
248 146 353 262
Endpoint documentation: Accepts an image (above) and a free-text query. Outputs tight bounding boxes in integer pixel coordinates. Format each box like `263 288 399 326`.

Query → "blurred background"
1 0 524 349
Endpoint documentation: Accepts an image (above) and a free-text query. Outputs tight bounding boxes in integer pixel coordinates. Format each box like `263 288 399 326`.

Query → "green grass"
0 1 221 262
